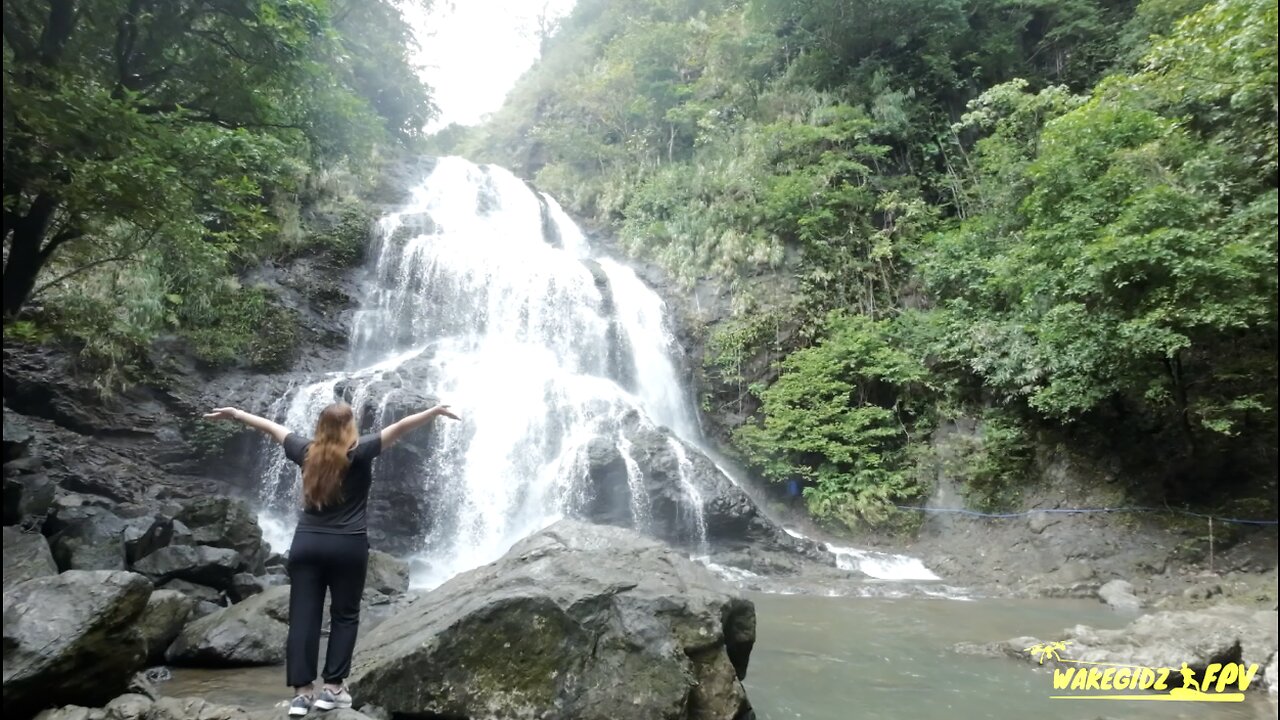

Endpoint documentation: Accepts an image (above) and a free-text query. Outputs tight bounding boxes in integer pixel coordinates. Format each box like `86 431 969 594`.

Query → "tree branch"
29 224 161 299
38 225 83 261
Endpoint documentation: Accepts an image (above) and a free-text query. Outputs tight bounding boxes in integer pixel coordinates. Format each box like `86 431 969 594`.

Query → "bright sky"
402 0 579 131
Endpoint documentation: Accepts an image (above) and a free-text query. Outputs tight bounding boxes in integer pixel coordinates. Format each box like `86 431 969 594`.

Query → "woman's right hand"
204 407 242 422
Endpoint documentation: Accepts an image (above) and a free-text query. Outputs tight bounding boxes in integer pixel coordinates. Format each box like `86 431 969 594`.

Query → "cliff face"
1 178 395 515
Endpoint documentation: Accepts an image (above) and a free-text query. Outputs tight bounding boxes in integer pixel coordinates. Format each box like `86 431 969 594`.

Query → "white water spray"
257 157 708 587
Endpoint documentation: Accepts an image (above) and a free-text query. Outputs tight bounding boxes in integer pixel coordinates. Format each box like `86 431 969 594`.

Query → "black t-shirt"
283 433 382 535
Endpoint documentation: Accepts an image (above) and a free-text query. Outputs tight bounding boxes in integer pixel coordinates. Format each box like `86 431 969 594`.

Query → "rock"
1001 603 1278 687
103 694 152 718
707 547 803 576
3 570 152 717
3 473 56 527
33 707 104 720
356 704 390 720
166 585 291 666
136 590 196 664
1027 510 1061 534
365 550 409 596
3 526 58 588
43 505 128 571
192 599 224 619
158 578 226 605
1185 583 1224 602
169 519 194 546
230 572 269 601
1056 560 1096 584
577 415 816 558
1098 579 1142 612
36 694 382 720
122 515 174 564
175 497 268 574
1263 651 1277 696
349 520 756 720
132 545 240 590
3 407 37 462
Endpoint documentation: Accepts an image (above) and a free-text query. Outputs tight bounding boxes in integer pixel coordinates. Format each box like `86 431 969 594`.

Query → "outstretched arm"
380 404 461 449
204 407 291 445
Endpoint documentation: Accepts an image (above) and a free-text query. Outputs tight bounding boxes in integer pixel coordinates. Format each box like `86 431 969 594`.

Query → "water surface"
164 593 1276 719
745 593 1274 720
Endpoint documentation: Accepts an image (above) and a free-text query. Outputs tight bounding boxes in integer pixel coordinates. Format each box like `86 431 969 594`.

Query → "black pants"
286 532 369 688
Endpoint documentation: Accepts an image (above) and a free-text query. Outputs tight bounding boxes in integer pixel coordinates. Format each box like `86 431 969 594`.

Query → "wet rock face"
44 505 129 572
349 520 757 720
2 527 58 588
165 585 291 667
574 412 822 558
131 545 241 589
135 589 197 665
175 496 270 574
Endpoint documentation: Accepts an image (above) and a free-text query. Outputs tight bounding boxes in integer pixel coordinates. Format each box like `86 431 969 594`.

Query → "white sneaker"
312 685 353 711
287 694 312 717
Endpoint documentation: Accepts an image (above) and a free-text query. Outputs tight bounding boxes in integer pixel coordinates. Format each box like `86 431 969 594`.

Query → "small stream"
163 593 1274 719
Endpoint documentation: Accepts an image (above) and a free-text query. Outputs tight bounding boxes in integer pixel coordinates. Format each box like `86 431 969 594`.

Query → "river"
162 592 1274 719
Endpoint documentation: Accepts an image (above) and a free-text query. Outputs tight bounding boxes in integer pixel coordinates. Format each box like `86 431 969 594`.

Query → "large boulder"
121 514 174 565
3 570 152 717
43 505 128 571
175 497 269 574
366 550 410 596
131 545 240 590
135 590 197 664
3 527 58 589
348 520 757 720
165 585 291 666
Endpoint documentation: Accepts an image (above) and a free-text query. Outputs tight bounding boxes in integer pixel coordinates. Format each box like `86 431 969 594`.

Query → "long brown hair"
303 403 358 510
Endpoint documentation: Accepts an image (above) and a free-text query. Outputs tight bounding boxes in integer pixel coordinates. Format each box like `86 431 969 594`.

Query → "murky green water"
744 593 1274 720
164 593 1275 719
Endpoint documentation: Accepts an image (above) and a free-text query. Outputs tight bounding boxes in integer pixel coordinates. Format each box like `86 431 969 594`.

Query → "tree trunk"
2 193 59 319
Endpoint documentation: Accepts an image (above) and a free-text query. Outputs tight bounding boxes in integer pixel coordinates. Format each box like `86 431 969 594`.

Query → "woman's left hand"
430 404 461 421
204 407 242 422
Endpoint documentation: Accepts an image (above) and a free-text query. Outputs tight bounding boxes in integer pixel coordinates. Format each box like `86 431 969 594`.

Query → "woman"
204 401 460 716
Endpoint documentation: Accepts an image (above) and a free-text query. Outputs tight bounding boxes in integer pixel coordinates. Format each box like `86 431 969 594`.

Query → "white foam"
826 544 941 581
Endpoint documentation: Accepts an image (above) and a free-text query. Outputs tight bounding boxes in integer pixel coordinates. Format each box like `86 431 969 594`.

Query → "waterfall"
257 157 707 587
667 438 708 552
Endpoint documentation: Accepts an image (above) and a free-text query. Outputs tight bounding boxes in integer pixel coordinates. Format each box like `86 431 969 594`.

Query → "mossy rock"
348 521 755 720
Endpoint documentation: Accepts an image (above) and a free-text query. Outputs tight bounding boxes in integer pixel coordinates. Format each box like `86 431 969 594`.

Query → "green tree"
2 0 433 319
735 313 931 525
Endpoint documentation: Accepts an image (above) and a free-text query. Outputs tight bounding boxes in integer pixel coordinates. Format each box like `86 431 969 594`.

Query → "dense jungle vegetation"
450 0 1278 527
2 0 434 387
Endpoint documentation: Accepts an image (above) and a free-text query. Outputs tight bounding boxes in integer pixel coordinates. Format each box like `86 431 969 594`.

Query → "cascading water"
667 437 708 552
257 157 708 588
255 155 944 594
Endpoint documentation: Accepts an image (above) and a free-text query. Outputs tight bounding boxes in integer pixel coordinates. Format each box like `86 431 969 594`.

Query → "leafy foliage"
474 0 1276 528
3 0 433 387
734 313 932 524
